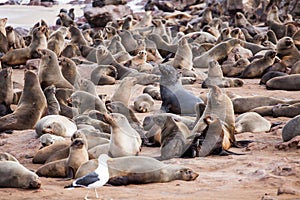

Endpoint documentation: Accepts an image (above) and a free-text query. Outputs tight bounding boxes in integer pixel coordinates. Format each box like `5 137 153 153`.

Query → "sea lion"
0 161 41 189
0 67 13 116
266 74 300 90
38 49 74 90
143 85 161 100
1 26 47 67
66 138 89 179
159 64 203 115
39 133 65 147
75 156 199 185
290 60 300 74
153 114 190 160
61 44 80 58
193 38 242 68
73 128 110 150
0 152 18 162
124 50 153 73
240 50 277 78
69 90 107 115
0 70 47 132
192 85 235 150
103 113 141 158
35 115 77 137
133 93 154 113
110 77 136 106
36 158 67 178
44 85 60 115
55 88 77 118
47 26 68 56
147 33 178 58
117 29 138 55
88 143 110 159
90 65 117 86
235 112 271 133
281 115 300 142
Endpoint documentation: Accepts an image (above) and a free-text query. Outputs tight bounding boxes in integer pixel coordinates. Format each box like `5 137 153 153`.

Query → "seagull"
64 154 111 200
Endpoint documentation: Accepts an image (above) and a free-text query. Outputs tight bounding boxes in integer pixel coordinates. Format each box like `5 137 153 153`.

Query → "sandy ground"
0 3 300 200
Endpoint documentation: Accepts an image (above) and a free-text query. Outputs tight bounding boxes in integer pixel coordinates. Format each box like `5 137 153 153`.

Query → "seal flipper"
232 140 253 148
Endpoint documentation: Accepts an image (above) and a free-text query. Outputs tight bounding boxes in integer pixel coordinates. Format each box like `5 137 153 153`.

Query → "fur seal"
69 26 88 47
59 57 81 88
1 26 47 67
143 85 161 100
38 49 74 90
90 65 117 86
221 58 250 77
44 85 60 115
193 38 242 68
272 103 300 118
232 96 300 113
281 115 300 142
36 158 67 178
110 77 136 106
66 138 89 179
153 114 190 160
0 67 13 116
133 93 154 113
276 37 300 67
5 26 26 49
0 70 47 132
35 115 77 137
73 115 110 134
235 112 271 133
159 64 203 114
259 71 288 85
240 50 277 78
0 152 18 162
76 156 199 185
266 74 300 90
39 133 65 147
70 90 107 115
0 161 41 189
192 85 235 150
0 18 8 53
47 26 67 56
172 37 193 70
103 113 141 158
58 12 75 27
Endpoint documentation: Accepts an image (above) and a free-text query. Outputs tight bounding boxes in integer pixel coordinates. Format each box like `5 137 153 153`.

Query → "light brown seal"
5 26 26 49
0 70 47 132
38 49 74 90
235 112 271 133
133 93 154 113
0 161 41 189
47 26 68 56
75 156 199 185
44 85 60 115
266 74 300 91
172 37 193 70
0 67 13 116
110 77 136 106
103 113 142 158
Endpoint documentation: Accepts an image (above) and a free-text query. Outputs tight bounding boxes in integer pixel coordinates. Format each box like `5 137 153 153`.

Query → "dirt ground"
0 67 300 200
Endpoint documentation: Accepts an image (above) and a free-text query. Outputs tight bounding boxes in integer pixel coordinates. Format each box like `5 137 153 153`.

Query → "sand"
0 3 300 200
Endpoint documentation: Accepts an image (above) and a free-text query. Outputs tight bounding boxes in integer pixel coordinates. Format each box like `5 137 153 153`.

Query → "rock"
83 4 132 27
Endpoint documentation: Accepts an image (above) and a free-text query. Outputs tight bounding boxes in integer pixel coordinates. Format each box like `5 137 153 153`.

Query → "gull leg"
95 188 99 199
84 189 90 200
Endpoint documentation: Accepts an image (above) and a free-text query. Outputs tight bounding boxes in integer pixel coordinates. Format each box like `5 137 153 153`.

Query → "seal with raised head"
0 161 41 189
110 77 136 106
44 85 60 115
0 67 13 116
47 26 68 56
38 49 74 90
159 64 203 115
103 113 142 158
0 70 47 132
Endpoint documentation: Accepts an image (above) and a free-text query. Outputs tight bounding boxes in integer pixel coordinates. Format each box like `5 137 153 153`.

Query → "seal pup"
266 74 300 91
221 58 250 77
58 12 75 27
143 85 161 100
90 65 117 86
103 113 142 158
133 93 154 113
59 57 81 89
0 67 13 116
259 71 288 85
110 77 136 106
0 152 18 162
235 112 271 133
66 138 89 179
39 133 65 147
5 26 26 49
44 85 60 115
276 37 300 67
159 64 203 115
38 49 74 90
0 161 41 189
1 25 47 67
35 115 77 137
240 50 277 78
153 114 190 160
0 70 47 132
